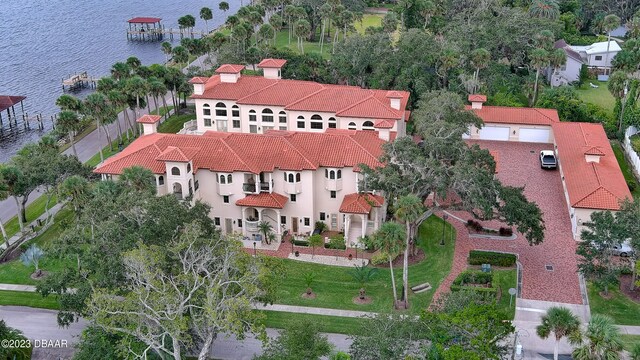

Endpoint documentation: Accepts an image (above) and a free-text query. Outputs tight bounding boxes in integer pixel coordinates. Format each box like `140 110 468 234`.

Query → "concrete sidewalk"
256 303 376 318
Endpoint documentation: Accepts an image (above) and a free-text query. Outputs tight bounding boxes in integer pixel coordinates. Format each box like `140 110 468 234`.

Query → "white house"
570 40 621 69
548 39 622 86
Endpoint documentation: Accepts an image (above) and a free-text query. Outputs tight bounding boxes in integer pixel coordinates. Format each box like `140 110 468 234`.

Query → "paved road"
0 305 351 360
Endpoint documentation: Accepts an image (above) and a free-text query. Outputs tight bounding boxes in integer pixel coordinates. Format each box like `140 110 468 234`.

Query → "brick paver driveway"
433 140 583 305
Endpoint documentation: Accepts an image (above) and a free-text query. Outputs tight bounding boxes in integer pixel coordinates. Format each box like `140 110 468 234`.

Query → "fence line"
623 126 640 179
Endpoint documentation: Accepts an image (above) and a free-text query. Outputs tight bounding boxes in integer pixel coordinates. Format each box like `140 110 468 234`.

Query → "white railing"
178 120 198 134
245 219 259 232
623 126 640 178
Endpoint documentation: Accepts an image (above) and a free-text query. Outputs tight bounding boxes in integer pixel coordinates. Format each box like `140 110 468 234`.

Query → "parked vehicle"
611 241 635 257
540 150 557 169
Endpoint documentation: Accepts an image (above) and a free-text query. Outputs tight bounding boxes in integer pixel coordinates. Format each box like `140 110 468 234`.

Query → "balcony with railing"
243 182 271 193
245 218 259 232
284 181 301 194
325 178 342 191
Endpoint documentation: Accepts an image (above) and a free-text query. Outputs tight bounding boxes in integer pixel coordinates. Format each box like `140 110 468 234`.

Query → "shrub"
452 270 493 286
468 250 517 267
315 221 328 233
327 234 346 250
449 285 498 300
628 179 637 192
466 219 483 231
370 252 388 266
498 227 513 236
359 235 375 250
293 239 309 246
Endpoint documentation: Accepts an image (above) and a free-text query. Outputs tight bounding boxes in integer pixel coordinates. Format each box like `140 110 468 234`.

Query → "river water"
0 0 240 162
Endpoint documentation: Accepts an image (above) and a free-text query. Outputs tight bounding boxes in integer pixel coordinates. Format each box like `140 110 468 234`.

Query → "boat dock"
61 72 98 91
0 95 51 138
126 16 208 41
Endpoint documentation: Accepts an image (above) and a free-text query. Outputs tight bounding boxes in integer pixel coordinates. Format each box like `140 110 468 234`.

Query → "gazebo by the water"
127 17 163 41
0 95 26 127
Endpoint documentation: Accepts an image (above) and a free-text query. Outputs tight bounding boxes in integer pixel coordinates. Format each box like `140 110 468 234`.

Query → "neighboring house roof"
468 94 487 102
339 193 385 214
465 105 560 126
191 74 410 121
94 130 385 175
554 40 583 63
257 58 287 68
610 25 628 38
553 122 631 210
236 192 288 209
189 77 209 84
215 64 246 74
570 41 622 55
136 115 162 124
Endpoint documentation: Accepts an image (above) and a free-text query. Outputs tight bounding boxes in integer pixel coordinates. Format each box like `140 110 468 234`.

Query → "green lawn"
259 310 370 335
158 113 197 134
0 290 60 310
354 14 383 34
588 283 640 326
2 194 58 241
494 269 518 320
576 81 615 112
611 141 640 198
273 216 455 314
622 335 640 352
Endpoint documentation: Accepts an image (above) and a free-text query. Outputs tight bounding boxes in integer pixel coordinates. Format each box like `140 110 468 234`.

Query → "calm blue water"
0 0 240 162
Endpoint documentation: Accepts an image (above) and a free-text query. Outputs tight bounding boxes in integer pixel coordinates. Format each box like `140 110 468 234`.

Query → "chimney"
215 64 245 83
257 58 287 80
468 94 487 110
136 115 162 136
189 77 207 95
584 146 604 163
386 91 403 110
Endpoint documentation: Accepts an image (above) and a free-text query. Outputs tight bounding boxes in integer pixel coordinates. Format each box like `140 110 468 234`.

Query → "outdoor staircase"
348 221 362 247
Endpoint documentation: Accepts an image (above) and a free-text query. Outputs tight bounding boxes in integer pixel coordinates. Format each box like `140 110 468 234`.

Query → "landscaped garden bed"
466 220 514 238
468 250 517 267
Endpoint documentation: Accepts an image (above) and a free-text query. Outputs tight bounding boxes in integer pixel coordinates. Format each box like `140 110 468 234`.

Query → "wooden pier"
0 95 51 138
62 72 98 91
126 16 207 41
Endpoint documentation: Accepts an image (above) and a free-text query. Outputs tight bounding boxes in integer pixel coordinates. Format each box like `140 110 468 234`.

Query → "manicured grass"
622 335 640 352
259 310 370 335
611 141 639 198
576 81 615 112
274 216 455 314
588 283 640 326
493 269 518 320
2 194 58 241
631 134 640 154
0 208 75 285
0 290 60 310
151 105 174 117
158 113 197 134
354 14 383 34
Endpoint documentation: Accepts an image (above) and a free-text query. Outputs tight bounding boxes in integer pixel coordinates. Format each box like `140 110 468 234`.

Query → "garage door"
479 126 510 141
519 128 550 143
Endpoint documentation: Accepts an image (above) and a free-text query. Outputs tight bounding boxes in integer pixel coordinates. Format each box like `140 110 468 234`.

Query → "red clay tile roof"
127 17 162 23
215 64 245 74
236 192 288 209
191 74 410 121
189 77 209 84
258 58 287 68
584 146 605 156
136 115 162 124
468 94 487 102
0 95 26 112
466 105 560 126
374 120 394 129
95 130 385 175
553 122 631 210
386 90 404 98
339 193 385 214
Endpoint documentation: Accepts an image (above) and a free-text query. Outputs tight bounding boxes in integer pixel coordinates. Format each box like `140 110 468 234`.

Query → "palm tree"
470 48 490 93
58 175 90 217
120 166 156 193
294 19 311 54
126 76 149 121
548 48 567 79
318 3 332 53
570 314 624 360
394 195 424 307
110 62 131 81
107 89 130 141
420 0 436 29
55 94 82 112
269 14 283 45
96 77 116 94
536 307 581 360
171 46 189 65
161 42 172 63
603 14 621 76
373 221 406 308
126 56 141 71
437 47 460 89
530 48 549 106
56 111 81 158
258 220 273 244
219 1 229 13
0 173 9 247
381 12 399 36
348 262 379 300
258 24 275 47
528 0 560 19
200 7 213 33
83 93 112 162
148 79 167 115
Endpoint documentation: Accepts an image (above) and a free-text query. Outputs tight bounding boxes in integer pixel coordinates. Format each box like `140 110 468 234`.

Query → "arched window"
329 170 335 179
288 173 294 183
325 169 328 178
348 122 357 130
227 174 232 183
296 116 305 129
215 102 227 117
171 167 180 176
363 121 374 130
187 163 192 173
296 173 300 182
249 110 257 122
220 174 226 184
231 105 240 129
262 108 274 122
158 175 164 185
202 103 211 116
310 114 323 130
337 170 341 179
279 111 287 123
328 117 337 129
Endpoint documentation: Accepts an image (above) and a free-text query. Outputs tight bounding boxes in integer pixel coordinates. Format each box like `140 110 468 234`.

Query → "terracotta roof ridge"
573 185 621 207
220 135 259 173
100 141 160 168
579 123 588 145
283 84 328 109
532 108 559 123
345 132 381 164
591 162 603 186
236 80 281 103
334 93 375 115
280 134 320 169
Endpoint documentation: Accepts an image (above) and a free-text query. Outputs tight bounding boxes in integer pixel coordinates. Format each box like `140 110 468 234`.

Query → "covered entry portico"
236 192 288 238
339 193 385 248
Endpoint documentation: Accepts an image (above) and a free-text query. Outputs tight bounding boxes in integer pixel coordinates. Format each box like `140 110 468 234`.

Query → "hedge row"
468 250 517 267
452 270 493 286
450 285 498 300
